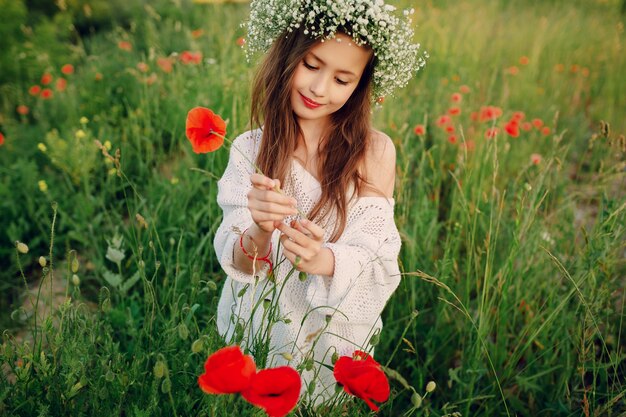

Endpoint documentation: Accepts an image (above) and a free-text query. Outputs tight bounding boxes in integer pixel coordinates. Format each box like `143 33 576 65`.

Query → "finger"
248 188 298 209
250 173 275 189
278 222 311 247
250 200 298 216
297 218 325 240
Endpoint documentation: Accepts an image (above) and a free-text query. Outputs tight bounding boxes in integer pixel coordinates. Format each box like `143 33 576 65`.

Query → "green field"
1 0 625 415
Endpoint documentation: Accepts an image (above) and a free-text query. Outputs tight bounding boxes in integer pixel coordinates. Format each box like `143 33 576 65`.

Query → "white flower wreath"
245 0 428 100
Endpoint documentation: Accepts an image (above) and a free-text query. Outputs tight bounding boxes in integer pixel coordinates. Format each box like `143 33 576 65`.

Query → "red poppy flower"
137 62 149 73
236 36 246 47
459 85 471 94
242 367 301 417
447 134 458 144
17 105 29 115
511 111 525 122
41 88 53 100
504 121 520 138
485 127 500 139
413 124 425 136
541 126 551 136
531 153 542 165
118 41 132 51
0 132 4 146
180 51 203 65
41 73 53 85
448 107 461 116
56 78 67 92
157 57 174 73
506 66 519 75
532 118 544 129
451 93 462 103
521 122 532 131
29 85 41 96
445 125 455 133
186 107 226 153
61 64 74 75
436 115 451 127
519 56 529 65
479 106 501 122
334 351 389 412
198 345 256 394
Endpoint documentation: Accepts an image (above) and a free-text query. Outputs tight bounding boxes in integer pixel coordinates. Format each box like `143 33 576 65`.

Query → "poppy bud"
178 323 189 340
426 381 436 393
105 370 115 382
298 271 307 281
161 378 172 393
154 360 167 379
39 256 47 267
72 274 80 286
280 352 293 361
16 241 29 254
411 392 423 407
369 332 380 346
80 117 89 124
207 281 217 291
71 257 79 273
191 339 204 354
331 351 339 364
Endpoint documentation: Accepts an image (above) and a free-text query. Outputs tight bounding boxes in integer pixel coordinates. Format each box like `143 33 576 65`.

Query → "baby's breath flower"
38 143 47 152
245 0 427 100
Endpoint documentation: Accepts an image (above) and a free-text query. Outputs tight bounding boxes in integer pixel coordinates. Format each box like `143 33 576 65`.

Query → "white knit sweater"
214 128 401 402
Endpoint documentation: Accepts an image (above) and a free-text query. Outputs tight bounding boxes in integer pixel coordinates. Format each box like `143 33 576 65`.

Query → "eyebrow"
308 52 358 77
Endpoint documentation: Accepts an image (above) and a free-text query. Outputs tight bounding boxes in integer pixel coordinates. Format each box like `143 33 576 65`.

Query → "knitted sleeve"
213 129 267 283
305 198 402 324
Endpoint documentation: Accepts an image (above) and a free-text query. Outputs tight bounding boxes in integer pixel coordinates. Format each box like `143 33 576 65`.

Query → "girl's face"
291 33 372 129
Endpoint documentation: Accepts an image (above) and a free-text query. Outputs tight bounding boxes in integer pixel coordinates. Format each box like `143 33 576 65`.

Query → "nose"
309 73 329 98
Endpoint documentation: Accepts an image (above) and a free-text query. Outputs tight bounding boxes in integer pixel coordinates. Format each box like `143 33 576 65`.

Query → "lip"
299 93 322 109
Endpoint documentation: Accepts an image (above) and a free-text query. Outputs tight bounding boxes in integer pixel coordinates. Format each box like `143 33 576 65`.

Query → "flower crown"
245 0 428 100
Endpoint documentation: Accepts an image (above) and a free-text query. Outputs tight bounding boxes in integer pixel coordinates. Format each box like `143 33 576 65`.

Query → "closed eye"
303 61 317 70
335 78 348 85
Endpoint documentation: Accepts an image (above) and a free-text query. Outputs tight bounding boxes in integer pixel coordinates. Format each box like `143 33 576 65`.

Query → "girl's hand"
277 219 334 276
248 173 298 233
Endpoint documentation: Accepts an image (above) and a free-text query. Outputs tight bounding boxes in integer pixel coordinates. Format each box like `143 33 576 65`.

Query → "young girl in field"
213 0 425 402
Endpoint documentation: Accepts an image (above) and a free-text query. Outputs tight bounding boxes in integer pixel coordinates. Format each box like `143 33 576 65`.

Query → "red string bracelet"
239 228 273 274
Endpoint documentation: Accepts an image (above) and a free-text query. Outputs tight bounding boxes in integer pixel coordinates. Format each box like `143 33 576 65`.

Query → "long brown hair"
251 28 376 242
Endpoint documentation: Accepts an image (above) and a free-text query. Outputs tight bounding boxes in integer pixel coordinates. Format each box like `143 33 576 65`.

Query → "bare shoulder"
361 129 396 198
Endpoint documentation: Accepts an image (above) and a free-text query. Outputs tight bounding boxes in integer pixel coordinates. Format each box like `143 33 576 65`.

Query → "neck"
297 117 329 150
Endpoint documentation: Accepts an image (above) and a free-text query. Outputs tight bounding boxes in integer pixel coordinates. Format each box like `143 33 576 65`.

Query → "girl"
213 0 426 403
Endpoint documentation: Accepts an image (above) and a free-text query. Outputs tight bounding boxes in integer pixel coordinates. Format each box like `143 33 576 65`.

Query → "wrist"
310 247 335 276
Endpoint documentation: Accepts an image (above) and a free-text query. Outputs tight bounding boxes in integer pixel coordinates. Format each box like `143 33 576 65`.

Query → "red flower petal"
504 121 520 138
186 107 226 153
0 132 5 146
242 367 301 417
197 346 256 394
41 73 53 85
333 351 390 412
413 124 425 136
61 64 74 75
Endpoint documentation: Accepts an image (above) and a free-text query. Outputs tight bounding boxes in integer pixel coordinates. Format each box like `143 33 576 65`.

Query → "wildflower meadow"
1 0 625 416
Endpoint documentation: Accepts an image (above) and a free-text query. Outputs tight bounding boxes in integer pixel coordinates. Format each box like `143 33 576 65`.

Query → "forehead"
307 33 372 76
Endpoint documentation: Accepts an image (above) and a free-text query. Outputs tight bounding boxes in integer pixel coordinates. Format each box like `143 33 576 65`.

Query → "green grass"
1 0 625 416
